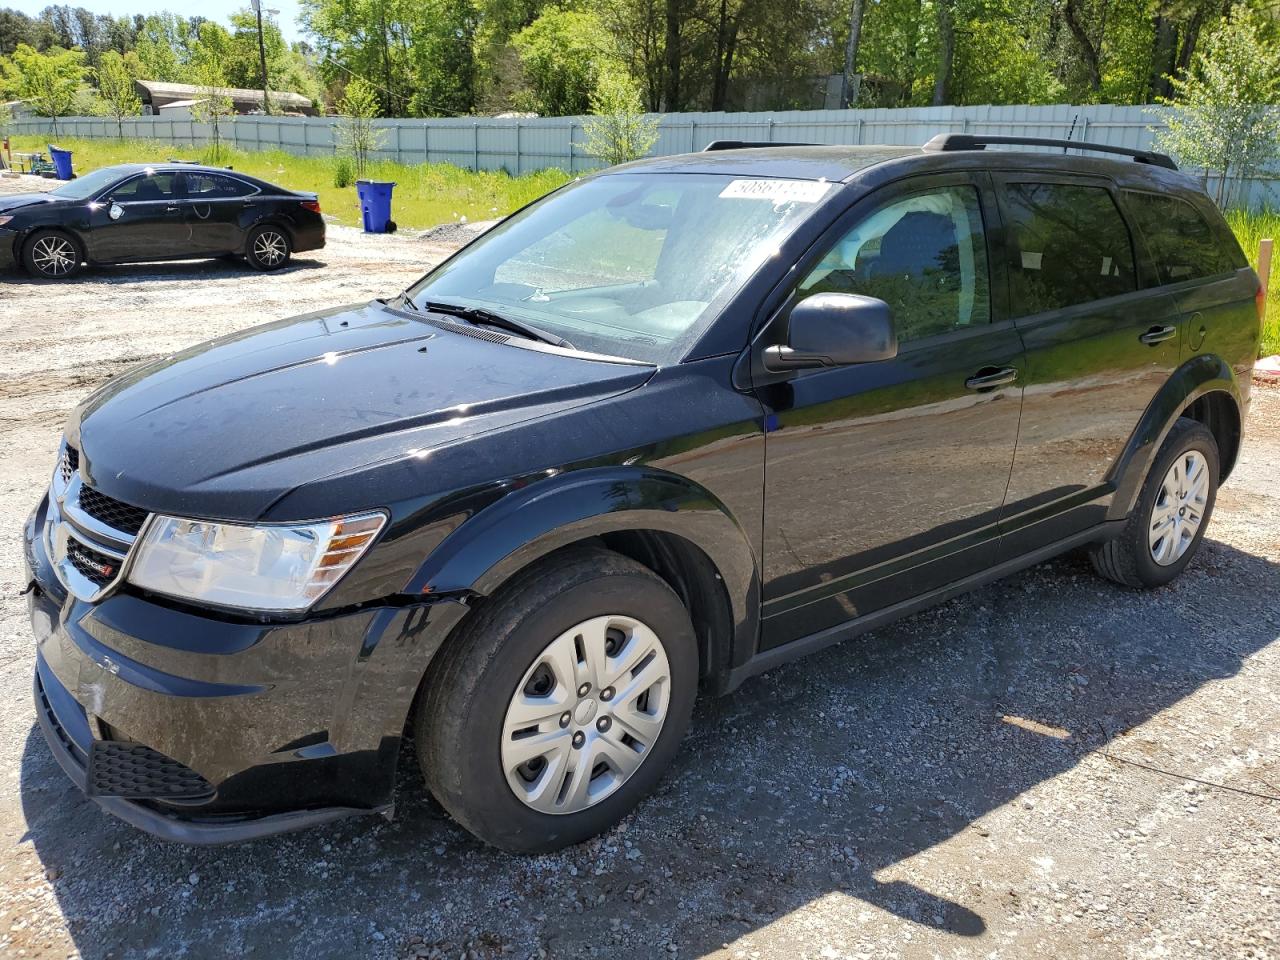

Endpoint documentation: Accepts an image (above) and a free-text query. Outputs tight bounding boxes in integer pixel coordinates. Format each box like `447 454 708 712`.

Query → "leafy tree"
583 71 659 166
190 59 236 162
1156 5 1280 206
513 9 613 115
12 44 87 134
96 49 141 137
335 77 384 179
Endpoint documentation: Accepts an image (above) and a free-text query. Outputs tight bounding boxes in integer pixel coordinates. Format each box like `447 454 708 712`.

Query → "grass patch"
11 135 570 232
1225 208 1280 357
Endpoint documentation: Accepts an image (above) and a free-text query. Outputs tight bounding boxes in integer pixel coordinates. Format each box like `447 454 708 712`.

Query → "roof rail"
702 139 818 152
922 133 1177 170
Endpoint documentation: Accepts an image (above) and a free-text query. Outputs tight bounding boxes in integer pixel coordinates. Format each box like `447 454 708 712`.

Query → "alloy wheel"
1149 449 1210 565
500 614 671 815
252 230 287 266
31 235 78 277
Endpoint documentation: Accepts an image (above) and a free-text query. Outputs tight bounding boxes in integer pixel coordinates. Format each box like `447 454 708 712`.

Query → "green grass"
1225 208 1280 357
11 135 570 232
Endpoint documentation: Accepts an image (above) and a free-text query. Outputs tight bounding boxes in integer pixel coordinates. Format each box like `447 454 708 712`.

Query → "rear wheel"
22 229 83 279
245 224 291 270
415 548 698 853
1090 417 1219 588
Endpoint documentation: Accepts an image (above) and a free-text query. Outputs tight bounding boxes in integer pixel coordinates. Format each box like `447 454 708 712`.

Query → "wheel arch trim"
405 466 761 675
1107 353 1242 521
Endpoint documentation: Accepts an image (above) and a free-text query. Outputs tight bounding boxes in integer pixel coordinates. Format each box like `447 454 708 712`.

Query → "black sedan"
0 163 325 279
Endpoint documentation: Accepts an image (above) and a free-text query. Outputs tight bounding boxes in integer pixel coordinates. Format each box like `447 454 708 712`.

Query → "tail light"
301 200 321 213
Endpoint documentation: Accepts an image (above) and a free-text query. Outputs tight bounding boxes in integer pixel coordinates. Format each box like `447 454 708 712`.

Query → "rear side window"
185 173 255 199
1003 182 1136 315
1124 191 1245 285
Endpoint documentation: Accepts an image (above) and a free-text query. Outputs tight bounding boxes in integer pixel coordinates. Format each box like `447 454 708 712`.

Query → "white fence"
12 103 1279 208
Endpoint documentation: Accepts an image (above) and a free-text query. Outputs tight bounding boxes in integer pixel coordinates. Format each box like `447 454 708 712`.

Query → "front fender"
1107 353 1242 520
405 466 760 664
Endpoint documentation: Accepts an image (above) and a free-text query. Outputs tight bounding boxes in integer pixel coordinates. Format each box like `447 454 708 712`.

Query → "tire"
244 224 291 270
22 229 83 279
415 547 698 853
1090 417 1219 589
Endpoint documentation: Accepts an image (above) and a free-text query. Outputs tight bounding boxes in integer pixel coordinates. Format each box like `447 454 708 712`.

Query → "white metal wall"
12 103 1278 208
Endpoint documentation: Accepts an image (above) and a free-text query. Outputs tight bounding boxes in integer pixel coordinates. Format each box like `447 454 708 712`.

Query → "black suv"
24 135 1261 852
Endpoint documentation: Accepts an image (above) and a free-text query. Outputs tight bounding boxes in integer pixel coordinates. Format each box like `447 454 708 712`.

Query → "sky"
10 0 309 44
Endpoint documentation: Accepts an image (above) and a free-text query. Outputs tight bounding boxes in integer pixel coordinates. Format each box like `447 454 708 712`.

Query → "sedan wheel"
1148 450 1210 565
25 232 82 278
500 614 672 815
246 226 291 270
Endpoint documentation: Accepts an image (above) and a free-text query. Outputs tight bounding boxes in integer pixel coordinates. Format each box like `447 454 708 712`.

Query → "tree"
335 77 384 179
513 9 613 116
96 50 140 137
12 44 87 134
583 71 659 166
840 0 865 107
1156 6 1280 206
190 60 236 161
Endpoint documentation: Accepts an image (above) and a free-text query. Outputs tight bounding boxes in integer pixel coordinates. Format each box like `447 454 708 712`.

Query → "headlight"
128 512 386 613
0 215 14 227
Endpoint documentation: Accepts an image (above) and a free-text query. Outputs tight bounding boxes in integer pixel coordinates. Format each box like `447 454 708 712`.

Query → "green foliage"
513 9 613 116
95 50 141 137
11 44 88 131
1157 7 1280 207
583 72 659 167
336 78 384 180
332 153 355 187
189 58 236 161
1225 208 1280 356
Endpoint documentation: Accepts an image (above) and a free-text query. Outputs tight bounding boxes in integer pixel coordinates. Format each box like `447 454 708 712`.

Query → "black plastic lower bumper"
34 653 385 844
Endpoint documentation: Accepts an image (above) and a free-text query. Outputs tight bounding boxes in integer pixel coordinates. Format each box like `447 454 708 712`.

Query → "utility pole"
252 0 271 114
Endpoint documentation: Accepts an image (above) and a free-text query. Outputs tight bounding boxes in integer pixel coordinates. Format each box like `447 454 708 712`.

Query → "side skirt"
719 521 1124 694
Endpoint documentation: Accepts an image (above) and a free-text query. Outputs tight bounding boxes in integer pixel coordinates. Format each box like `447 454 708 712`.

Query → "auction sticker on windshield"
719 179 832 204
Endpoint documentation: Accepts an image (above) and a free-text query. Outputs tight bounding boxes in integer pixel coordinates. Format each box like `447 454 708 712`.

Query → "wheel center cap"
574 699 598 725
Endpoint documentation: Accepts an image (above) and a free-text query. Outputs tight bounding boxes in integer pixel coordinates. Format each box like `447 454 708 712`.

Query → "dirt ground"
0 173 1277 960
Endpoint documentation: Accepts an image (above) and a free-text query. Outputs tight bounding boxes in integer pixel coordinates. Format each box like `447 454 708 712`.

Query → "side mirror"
763 293 898 372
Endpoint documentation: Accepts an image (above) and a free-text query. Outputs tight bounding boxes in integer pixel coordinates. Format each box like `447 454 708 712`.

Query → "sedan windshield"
407 173 832 364
48 165 131 201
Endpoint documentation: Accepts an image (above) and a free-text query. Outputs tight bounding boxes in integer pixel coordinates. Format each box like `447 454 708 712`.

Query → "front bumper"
0 228 18 270
24 496 466 843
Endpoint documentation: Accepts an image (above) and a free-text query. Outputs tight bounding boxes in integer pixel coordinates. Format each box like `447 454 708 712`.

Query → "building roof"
134 80 313 110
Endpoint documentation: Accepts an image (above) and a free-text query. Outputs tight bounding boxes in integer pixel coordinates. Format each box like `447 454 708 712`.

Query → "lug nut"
600 686 615 702
572 731 586 749
596 716 611 733
559 712 571 728
577 682 591 697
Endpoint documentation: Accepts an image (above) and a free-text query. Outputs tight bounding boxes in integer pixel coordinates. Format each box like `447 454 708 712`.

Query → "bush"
332 154 354 188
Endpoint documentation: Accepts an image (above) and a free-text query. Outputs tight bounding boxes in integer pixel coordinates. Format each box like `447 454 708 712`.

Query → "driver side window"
798 185 991 343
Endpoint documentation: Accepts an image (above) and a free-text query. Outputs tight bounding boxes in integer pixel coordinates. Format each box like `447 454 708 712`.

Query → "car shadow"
17 539 1280 959
1 257 327 286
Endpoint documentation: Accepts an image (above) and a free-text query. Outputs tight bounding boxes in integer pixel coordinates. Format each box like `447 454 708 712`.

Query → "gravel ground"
0 173 1278 960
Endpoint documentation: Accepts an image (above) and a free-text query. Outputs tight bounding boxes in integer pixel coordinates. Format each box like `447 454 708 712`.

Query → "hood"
68 302 652 520
0 192 67 213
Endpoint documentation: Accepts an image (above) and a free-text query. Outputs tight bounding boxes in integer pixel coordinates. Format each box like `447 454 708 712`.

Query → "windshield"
407 173 831 364
49 165 131 201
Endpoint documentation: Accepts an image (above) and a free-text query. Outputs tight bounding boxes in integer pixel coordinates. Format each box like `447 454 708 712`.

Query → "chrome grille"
46 442 150 603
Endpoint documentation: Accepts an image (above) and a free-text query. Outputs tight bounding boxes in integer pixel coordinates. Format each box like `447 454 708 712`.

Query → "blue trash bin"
356 180 396 234
48 143 73 180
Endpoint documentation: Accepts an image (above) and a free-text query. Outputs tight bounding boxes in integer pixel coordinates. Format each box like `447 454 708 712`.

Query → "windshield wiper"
418 299 573 349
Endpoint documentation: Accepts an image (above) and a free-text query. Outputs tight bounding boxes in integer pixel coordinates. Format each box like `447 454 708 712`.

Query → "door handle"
1139 324 1177 345
165 204 181 213
965 366 1018 390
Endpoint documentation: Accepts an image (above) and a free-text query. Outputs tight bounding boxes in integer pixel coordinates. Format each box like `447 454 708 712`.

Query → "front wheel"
415 548 698 853
244 224 291 270
1090 417 1219 588
22 229 83 279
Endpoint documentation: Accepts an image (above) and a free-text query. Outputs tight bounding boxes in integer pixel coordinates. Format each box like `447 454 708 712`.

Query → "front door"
86 170 191 262
756 175 1025 647
992 176 1181 557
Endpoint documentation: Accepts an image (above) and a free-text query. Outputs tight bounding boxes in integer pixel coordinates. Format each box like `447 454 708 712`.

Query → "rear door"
993 175 1181 557
86 170 191 262
756 173 1026 647
181 172 259 254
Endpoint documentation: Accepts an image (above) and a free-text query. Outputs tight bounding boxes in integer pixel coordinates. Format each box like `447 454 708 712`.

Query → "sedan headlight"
0 215 14 227
128 512 386 613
